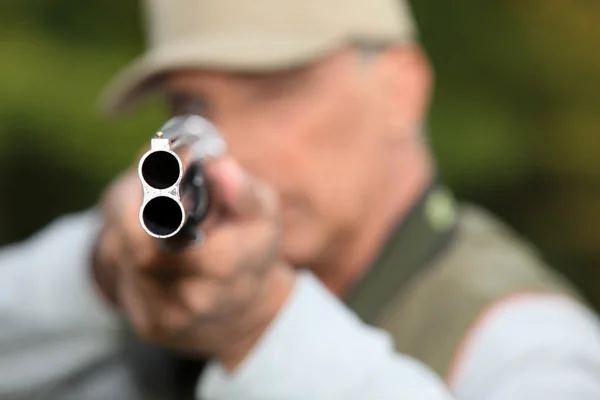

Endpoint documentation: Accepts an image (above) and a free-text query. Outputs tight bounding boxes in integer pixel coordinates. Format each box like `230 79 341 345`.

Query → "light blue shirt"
1 210 600 399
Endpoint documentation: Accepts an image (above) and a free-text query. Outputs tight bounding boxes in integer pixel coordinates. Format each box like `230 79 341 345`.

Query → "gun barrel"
139 148 187 238
137 115 225 244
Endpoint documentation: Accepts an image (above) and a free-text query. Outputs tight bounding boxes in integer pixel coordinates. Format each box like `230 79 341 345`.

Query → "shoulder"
449 293 600 397
445 206 600 390
432 203 579 299
390 203 579 318
374 203 584 377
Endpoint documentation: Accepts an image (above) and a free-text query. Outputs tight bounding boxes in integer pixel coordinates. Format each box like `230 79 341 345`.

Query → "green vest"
347 184 581 381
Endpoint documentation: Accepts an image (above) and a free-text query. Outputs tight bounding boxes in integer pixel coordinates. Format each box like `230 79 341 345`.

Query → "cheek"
275 99 372 223
216 110 306 204
307 89 377 217
218 77 376 226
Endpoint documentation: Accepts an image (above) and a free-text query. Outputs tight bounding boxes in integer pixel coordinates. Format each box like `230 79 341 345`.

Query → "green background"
1 1 599 305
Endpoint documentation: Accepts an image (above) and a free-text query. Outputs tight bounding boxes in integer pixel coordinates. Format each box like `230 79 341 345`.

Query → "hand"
93 156 295 369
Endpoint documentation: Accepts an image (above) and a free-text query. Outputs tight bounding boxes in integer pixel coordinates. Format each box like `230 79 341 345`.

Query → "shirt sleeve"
450 294 600 400
0 210 125 397
198 270 454 400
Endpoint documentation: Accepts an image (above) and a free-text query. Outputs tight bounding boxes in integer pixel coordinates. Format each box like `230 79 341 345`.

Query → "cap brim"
99 32 348 116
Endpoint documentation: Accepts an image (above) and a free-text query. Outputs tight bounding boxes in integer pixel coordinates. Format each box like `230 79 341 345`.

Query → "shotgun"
137 115 226 248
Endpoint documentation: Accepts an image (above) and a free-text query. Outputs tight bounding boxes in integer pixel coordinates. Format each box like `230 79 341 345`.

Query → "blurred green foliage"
0 1 598 304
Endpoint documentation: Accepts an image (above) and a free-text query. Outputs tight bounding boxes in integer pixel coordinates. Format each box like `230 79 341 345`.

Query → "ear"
375 46 434 142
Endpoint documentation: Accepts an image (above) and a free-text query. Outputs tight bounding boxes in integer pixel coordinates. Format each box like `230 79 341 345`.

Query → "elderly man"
2 0 600 399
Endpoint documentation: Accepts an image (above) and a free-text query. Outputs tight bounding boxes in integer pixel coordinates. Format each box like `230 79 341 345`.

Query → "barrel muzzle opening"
141 196 185 238
140 150 180 190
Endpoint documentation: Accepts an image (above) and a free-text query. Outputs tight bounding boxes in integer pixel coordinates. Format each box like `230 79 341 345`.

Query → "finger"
121 272 190 342
177 278 224 318
182 217 280 280
205 157 279 220
109 171 159 269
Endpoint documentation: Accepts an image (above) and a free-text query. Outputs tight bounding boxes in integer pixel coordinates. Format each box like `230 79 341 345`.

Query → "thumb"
206 157 277 220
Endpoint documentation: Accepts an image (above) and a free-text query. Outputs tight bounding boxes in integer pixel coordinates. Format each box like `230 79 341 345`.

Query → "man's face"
163 47 431 268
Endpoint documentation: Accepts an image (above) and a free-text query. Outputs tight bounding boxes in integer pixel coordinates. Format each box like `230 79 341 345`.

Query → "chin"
281 224 323 268
282 236 315 268
280 204 333 268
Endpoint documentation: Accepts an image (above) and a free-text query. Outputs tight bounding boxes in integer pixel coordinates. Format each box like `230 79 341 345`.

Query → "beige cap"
100 0 417 115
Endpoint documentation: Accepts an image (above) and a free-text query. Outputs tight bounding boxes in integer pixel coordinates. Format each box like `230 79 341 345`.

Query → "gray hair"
356 42 388 64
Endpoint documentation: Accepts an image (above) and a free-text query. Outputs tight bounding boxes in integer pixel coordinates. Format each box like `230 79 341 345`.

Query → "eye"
168 93 210 117
246 67 312 102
